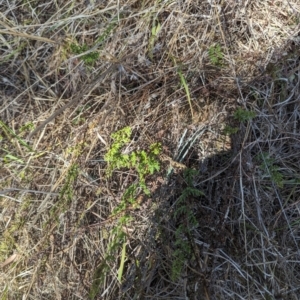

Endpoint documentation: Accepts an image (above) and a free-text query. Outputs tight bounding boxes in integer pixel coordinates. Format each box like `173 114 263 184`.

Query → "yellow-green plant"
89 127 161 298
105 126 161 223
148 20 161 60
177 66 194 120
105 126 161 195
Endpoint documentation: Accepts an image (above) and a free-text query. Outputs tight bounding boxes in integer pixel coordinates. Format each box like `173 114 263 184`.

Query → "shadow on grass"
108 39 300 300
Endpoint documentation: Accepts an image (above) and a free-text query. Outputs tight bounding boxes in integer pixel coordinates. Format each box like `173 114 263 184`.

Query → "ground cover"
1 0 300 299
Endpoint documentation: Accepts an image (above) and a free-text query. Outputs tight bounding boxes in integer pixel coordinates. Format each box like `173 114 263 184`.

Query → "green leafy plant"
89 127 161 298
223 125 239 135
233 108 256 122
208 44 223 66
70 43 99 65
105 126 161 215
171 168 203 281
258 152 284 188
105 126 161 195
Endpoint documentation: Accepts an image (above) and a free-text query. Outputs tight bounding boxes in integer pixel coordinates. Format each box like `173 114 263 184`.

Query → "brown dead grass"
1 0 300 299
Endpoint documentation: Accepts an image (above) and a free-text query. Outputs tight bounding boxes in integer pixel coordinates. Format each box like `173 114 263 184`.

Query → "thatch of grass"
1 0 300 299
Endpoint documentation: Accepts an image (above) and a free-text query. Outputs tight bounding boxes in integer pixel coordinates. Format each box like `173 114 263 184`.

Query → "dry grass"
1 0 300 299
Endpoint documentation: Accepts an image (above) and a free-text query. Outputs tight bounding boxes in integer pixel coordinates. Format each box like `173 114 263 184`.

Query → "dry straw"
1 0 300 299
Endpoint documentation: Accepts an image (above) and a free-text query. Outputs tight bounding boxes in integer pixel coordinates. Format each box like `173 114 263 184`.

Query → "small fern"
105 127 161 195
234 108 256 122
223 125 239 135
70 43 99 65
171 168 204 281
208 44 223 66
258 152 284 188
88 126 162 297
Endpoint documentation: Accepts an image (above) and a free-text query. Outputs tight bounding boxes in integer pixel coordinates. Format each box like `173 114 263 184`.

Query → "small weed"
105 126 161 216
70 43 99 66
59 164 79 202
65 141 87 158
0 41 27 65
170 56 194 121
171 168 203 281
88 217 129 299
223 125 239 135
71 106 90 125
47 164 79 228
88 262 108 300
69 16 118 67
18 122 34 135
258 152 284 188
0 121 34 173
105 126 161 195
233 108 256 122
148 18 161 60
208 44 223 66
94 15 119 46
0 120 33 151
88 127 161 297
